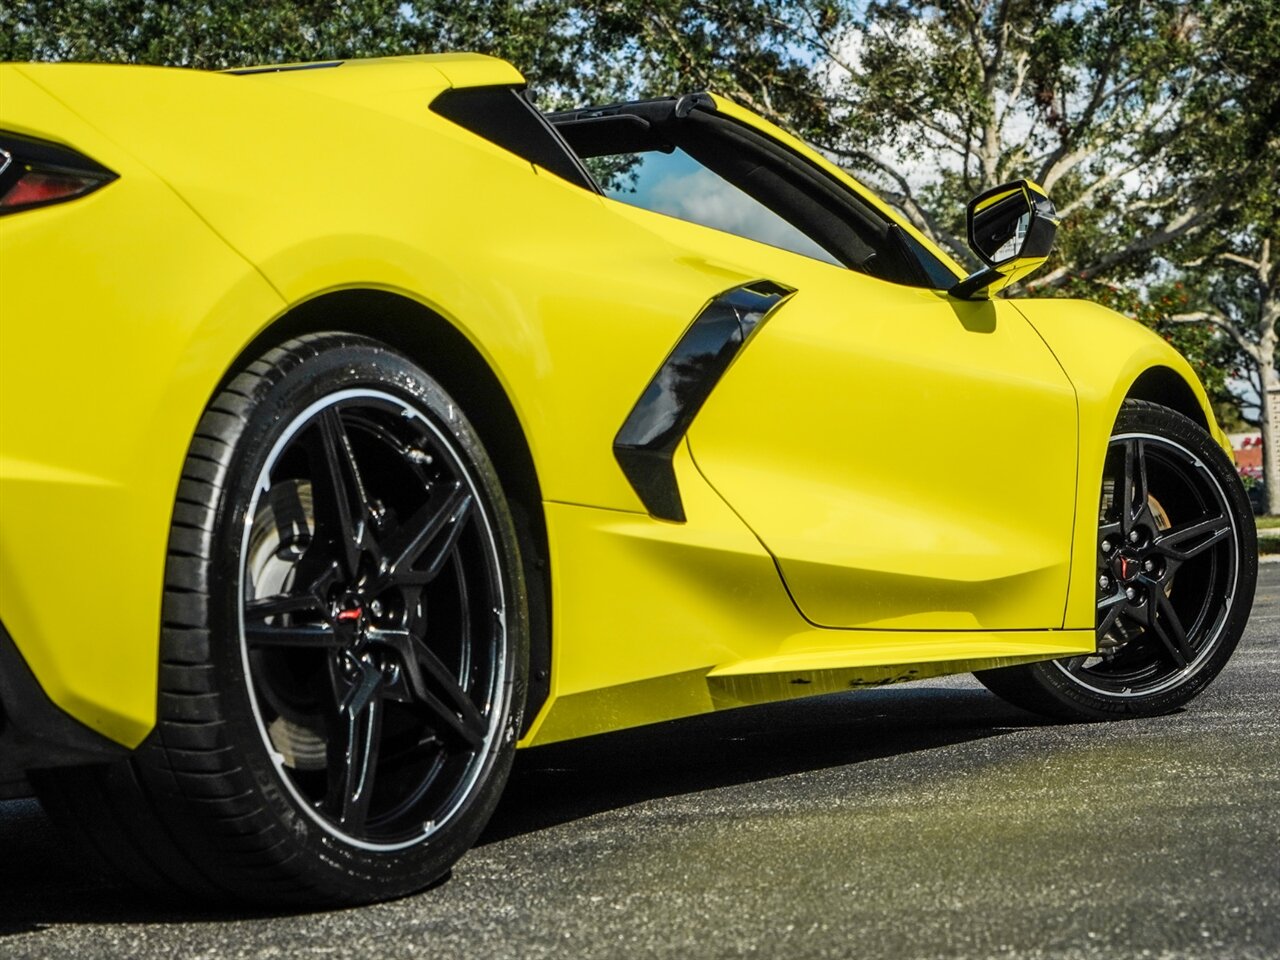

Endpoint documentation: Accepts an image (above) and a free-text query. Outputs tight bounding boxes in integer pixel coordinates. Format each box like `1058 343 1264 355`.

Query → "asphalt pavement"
2 565 1277 960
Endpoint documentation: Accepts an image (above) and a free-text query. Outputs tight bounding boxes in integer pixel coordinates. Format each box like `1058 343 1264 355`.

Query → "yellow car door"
687 268 1078 631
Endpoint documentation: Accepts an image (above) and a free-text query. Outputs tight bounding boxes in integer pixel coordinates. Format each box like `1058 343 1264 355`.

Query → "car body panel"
692 285 1079 631
0 55 1224 755
12 60 762 513
4 58 783 747
0 68 286 746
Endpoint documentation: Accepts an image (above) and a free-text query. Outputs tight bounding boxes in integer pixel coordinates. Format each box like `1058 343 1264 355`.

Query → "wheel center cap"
1113 553 1142 582
334 598 366 642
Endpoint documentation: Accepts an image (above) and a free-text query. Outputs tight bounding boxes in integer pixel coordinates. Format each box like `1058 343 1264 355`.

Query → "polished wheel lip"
1055 430 1238 700
237 387 508 853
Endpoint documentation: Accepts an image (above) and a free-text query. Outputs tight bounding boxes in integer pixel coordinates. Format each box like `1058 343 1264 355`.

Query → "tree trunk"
1262 363 1280 517
1260 292 1279 517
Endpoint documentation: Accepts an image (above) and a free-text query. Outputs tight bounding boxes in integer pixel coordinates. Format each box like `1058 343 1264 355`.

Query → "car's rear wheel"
33 333 528 906
976 399 1256 720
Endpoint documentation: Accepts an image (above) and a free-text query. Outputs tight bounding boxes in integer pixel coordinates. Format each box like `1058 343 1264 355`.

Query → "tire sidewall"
174 335 528 901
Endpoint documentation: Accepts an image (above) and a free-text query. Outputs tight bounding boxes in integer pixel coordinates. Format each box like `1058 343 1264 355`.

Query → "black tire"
33 333 529 906
976 399 1257 721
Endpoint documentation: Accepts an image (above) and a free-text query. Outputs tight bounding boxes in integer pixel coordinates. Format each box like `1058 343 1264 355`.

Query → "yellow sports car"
0 54 1257 905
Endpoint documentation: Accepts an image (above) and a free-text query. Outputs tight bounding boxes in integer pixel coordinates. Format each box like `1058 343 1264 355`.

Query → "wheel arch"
1124 365 1210 432
220 288 552 732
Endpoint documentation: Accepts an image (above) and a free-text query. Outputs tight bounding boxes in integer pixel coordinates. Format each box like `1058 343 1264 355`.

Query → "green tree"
0 1 602 99
1168 230 1280 510
1159 0 1280 511
576 2 1263 274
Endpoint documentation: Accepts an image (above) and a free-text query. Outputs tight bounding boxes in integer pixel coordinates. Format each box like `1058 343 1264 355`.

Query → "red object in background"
1231 432 1263 473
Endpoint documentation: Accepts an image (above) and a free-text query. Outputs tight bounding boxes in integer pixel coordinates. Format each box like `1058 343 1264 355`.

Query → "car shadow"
0 683 1046 931
480 683 1047 843
0 791 303 933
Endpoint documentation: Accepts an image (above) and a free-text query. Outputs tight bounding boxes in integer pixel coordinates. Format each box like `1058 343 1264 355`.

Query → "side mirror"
950 179 1059 300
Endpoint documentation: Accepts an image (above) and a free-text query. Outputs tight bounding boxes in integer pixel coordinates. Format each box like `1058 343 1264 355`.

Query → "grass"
1255 515 1280 530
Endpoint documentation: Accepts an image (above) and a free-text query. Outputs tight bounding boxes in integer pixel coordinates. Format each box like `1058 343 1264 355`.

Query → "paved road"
3 566 1278 960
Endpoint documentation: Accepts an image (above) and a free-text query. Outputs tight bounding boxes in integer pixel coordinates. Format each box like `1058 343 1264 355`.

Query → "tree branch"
1029 205 1217 290
1216 251 1264 274
825 143 969 260
1168 309 1264 364
1054 155 1147 217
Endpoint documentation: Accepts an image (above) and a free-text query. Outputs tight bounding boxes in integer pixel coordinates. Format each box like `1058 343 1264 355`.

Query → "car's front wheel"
34 333 528 906
976 399 1257 720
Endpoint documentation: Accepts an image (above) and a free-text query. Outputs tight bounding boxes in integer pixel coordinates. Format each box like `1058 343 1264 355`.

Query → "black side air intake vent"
614 280 794 522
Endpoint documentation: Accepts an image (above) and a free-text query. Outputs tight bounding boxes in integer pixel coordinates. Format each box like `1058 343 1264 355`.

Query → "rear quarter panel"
0 67 284 745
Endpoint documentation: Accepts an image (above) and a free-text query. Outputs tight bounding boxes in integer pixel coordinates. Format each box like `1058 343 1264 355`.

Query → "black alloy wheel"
33 334 528 906
976 400 1256 720
241 388 505 849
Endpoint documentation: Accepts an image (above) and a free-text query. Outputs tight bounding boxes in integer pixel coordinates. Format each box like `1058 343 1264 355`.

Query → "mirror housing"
950 179 1059 300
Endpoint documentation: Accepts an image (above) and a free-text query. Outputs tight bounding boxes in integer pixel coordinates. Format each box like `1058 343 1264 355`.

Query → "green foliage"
0 2 606 100
2 1 410 67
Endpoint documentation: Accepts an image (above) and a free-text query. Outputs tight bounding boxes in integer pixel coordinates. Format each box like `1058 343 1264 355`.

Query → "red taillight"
0 134 117 215
1 170 105 209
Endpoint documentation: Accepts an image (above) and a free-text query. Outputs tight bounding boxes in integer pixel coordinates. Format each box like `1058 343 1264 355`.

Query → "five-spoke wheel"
241 389 507 848
1063 430 1239 697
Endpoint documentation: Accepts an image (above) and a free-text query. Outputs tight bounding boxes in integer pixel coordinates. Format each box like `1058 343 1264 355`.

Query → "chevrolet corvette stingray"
0 53 1257 905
